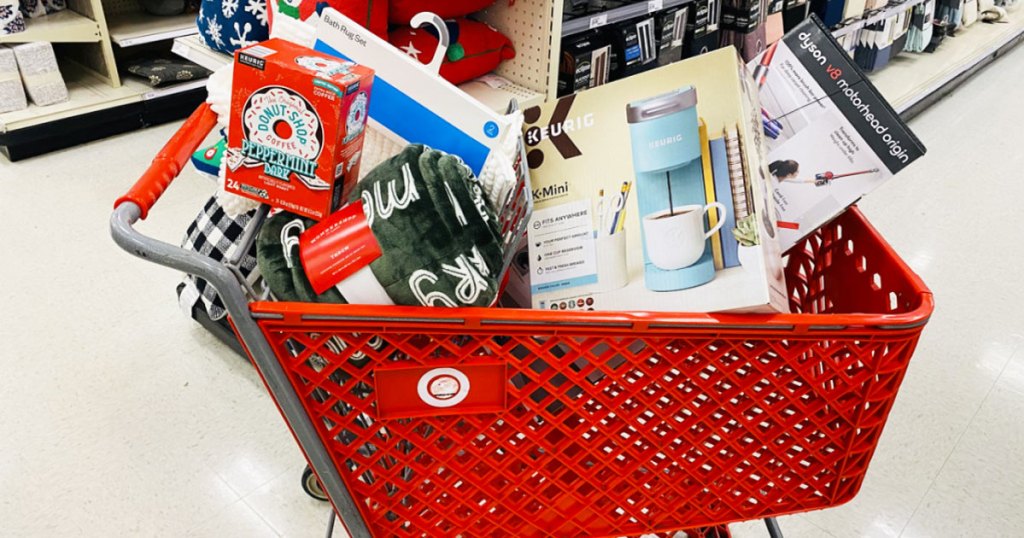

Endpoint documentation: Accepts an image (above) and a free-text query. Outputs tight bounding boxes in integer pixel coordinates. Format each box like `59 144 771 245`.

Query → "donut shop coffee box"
226 38 374 221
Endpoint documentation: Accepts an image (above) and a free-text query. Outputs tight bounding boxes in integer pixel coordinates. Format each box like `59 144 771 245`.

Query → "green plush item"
417 149 504 275
352 144 503 307
256 212 347 304
256 144 504 307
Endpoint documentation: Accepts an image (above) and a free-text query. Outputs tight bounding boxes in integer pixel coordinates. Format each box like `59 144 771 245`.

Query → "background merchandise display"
516 47 788 313
557 2 696 97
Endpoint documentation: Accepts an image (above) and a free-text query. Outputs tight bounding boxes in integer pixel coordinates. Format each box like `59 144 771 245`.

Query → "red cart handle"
114 103 219 219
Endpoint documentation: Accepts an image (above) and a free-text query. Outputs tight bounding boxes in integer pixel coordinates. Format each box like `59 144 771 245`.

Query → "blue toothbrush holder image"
626 86 717 292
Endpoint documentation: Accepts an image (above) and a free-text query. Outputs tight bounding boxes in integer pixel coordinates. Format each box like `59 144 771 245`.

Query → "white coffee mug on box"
596 232 628 291
642 202 726 270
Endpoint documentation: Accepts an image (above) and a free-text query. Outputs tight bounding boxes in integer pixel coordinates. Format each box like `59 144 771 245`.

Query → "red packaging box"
225 38 374 220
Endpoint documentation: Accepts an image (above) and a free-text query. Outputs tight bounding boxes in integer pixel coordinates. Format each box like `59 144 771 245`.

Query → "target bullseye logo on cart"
417 368 470 408
241 86 325 185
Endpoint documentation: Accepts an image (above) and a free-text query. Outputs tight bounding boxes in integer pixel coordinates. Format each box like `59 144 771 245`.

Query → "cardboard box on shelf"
510 47 788 314
559 30 613 97
225 38 374 221
655 6 689 66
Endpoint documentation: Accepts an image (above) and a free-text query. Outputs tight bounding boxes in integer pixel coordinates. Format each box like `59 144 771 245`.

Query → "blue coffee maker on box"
626 86 715 291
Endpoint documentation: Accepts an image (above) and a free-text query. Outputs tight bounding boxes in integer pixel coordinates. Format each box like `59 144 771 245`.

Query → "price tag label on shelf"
648 0 664 12
589 13 608 29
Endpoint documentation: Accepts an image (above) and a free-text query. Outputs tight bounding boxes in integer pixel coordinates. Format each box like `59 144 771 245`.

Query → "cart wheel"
301 466 329 502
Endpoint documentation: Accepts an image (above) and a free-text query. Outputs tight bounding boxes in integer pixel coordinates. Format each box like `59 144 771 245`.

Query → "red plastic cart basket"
112 105 933 538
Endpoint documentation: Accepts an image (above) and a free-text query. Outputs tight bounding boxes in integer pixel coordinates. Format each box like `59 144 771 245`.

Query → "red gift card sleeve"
299 203 383 295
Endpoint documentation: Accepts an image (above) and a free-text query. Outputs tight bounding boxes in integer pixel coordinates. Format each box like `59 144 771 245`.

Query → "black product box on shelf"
783 0 809 31
708 0 722 32
589 0 630 10
655 5 689 66
685 29 720 57
687 0 711 37
722 0 763 31
811 0 846 28
685 0 721 56
767 0 785 14
558 29 613 97
608 17 659 80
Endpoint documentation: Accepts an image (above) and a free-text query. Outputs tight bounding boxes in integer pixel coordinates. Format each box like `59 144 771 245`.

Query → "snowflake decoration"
205 17 224 48
221 0 239 18
229 21 255 49
243 0 268 27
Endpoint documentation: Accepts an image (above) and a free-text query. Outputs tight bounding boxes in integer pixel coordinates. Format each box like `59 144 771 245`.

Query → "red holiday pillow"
289 0 387 38
389 18 515 85
388 0 496 24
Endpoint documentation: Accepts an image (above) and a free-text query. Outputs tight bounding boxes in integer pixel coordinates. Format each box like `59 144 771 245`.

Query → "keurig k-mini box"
514 48 787 313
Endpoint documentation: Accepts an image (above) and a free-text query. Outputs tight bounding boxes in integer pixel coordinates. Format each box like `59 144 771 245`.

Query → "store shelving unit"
0 0 206 159
562 0 690 36
0 9 103 43
1 63 138 132
869 13 1024 117
832 0 929 38
477 0 1024 113
4 0 1023 159
171 33 232 71
108 11 197 47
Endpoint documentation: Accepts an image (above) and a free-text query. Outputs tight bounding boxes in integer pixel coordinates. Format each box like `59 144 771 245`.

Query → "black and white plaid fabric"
177 196 261 321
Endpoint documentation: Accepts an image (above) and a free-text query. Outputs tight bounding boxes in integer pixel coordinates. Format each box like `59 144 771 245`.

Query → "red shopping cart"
112 104 933 538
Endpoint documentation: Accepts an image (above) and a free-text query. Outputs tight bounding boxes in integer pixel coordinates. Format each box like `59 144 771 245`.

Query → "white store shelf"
459 74 546 111
109 12 198 47
833 0 929 38
869 13 1024 113
0 62 206 133
0 10 102 44
0 62 139 131
171 34 232 71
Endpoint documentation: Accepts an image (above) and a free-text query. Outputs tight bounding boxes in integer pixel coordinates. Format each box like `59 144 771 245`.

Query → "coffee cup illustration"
641 202 726 270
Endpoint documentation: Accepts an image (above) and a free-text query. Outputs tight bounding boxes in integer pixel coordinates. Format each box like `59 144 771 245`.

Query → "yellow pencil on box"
608 181 629 234
698 119 724 270
616 181 631 233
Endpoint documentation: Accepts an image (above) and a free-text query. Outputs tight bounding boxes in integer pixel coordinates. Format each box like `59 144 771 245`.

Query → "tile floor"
2 46 1024 538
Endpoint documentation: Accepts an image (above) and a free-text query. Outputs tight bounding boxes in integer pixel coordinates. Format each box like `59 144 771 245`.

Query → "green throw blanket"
257 145 504 307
